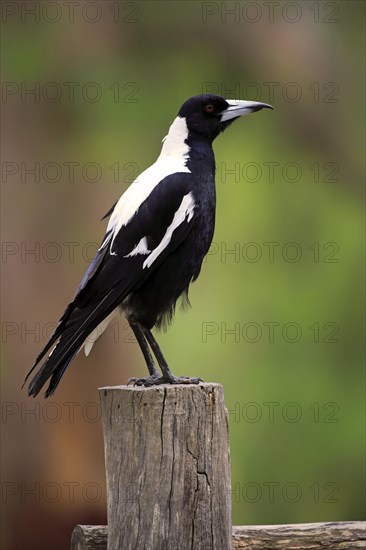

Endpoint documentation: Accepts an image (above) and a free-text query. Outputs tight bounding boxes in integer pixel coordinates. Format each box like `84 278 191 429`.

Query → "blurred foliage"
1 1 365 549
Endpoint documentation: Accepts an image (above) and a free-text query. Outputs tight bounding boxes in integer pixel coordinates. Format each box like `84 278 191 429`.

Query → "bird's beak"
221 99 273 122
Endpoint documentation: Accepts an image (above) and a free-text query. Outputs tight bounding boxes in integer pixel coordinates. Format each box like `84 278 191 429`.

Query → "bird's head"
178 94 273 142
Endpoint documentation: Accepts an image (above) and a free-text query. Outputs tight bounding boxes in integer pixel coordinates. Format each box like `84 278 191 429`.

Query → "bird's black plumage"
24 94 272 397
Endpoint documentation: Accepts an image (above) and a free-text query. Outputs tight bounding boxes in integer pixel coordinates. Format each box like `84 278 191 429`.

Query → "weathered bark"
70 525 106 550
71 521 366 550
232 521 366 548
98 383 231 550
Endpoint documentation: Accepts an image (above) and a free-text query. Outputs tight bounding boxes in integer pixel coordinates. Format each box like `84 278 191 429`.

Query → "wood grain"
98 383 232 550
71 521 366 549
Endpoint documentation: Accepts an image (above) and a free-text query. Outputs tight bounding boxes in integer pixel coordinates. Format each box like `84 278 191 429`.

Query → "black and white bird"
24 94 272 397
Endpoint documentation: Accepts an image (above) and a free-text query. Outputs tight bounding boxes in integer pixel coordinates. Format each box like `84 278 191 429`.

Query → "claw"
127 374 165 387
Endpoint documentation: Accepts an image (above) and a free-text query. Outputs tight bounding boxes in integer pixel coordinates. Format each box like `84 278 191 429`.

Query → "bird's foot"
127 374 203 387
127 373 163 387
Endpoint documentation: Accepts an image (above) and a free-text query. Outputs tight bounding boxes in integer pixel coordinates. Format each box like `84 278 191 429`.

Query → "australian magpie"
24 94 272 397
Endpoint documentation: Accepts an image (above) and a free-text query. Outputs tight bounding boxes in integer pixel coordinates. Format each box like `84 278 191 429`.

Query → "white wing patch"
124 237 150 258
83 307 119 356
107 116 191 255
143 192 195 269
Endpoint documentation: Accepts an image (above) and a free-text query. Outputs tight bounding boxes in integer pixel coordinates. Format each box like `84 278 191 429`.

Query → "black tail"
23 288 122 398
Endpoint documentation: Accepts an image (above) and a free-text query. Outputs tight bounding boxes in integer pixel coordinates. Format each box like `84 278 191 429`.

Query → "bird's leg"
141 326 203 385
127 321 160 386
141 327 173 380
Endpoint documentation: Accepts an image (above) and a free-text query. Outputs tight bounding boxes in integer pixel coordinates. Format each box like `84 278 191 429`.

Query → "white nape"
159 116 190 160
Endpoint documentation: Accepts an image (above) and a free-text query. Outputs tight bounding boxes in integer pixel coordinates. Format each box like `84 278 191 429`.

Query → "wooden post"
98 383 232 550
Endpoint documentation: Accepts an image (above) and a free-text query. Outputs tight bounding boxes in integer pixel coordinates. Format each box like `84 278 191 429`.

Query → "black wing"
24 172 198 397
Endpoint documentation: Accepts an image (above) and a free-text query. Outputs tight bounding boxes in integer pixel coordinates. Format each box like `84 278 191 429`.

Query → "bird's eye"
204 103 215 113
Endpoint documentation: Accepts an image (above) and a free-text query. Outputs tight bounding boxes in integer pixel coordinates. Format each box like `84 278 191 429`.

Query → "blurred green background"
1 1 365 549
